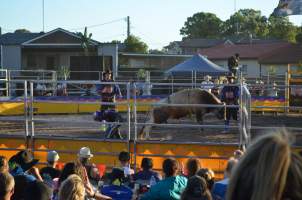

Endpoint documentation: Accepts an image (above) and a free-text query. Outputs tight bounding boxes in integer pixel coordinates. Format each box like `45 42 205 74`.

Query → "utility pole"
127 16 130 38
234 0 239 35
42 0 45 32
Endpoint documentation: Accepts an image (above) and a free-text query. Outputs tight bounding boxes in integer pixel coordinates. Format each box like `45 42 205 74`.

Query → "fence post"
133 83 138 172
24 80 30 148
30 82 35 150
126 82 131 152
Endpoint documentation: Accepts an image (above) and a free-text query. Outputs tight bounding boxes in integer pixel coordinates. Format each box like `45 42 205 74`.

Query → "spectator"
212 158 238 200
0 172 15 200
181 175 212 200
9 150 42 182
0 156 8 173
201 75 214 93
76 147 112 200
101 168 132 200
40 150 61 186
11 175 29 200
186 158 201 178
78 147 93 168
211 79 220 97
141 158 187 200
59 174 85 200
87 164 101 189
132 158 161 184
118 151 134 176
24 181 52 200
197 168 215 191
52 162 76 199
233 149 244 160
227 131 302 200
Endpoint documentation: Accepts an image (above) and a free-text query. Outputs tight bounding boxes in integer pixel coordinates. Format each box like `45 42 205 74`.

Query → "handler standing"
98 70 122 111
220 76 239 133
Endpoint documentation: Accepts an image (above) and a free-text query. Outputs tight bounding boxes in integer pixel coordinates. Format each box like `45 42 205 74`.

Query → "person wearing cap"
97 70 122 112
9 150 43 182
40 150 61 185
201 75 214 93
220 76 239 133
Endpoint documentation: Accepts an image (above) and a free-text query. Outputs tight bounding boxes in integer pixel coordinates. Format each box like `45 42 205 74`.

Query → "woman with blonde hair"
227 131 302 200
59 174 85 200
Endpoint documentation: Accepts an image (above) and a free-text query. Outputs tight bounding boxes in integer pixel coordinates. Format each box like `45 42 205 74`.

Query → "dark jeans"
226 107 238 121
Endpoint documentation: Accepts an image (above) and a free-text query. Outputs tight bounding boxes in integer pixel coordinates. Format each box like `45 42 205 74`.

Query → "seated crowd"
0 131 301 200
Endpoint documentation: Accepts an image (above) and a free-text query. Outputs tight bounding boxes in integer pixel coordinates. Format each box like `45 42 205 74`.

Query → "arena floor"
1 113 302 145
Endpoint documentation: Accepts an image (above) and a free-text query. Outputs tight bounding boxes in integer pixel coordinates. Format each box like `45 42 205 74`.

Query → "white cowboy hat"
204 75 212 81
78 147 93 158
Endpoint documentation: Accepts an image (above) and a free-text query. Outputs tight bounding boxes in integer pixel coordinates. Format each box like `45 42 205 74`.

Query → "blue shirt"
10 166 36 182
212 178 229 200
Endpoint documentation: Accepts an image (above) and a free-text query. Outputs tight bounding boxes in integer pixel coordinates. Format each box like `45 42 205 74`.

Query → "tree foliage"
180 12 222 39
268 16 297 42
79 27 92 54
14 29 31 33
223 9 269 38
180 9 301 43
124 35 148 53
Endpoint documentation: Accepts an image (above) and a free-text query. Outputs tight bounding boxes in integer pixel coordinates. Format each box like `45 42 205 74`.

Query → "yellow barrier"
0 99 157 115
0 136 237 179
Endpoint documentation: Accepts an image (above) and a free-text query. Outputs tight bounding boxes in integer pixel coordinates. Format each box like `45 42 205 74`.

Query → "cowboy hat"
78 147 93 158
9 150 39 172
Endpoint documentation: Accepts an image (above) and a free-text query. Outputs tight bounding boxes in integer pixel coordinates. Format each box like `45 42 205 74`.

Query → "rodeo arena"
1 4 302 200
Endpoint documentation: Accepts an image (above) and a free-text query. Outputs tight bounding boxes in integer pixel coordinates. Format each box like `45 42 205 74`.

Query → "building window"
241 64 248 74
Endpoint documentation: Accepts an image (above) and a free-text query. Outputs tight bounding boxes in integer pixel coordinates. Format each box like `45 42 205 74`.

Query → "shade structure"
165 54 229 76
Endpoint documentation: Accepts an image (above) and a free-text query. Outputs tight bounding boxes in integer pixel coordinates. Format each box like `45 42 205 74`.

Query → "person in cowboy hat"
220 76 239 133
201 75 214 93
9 150 43 182
76 147 112 200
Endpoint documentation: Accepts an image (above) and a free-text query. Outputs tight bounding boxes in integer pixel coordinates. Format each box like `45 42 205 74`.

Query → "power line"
69 17 126 31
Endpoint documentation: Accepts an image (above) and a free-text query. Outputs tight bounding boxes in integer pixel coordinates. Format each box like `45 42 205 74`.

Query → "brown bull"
140 88 224 138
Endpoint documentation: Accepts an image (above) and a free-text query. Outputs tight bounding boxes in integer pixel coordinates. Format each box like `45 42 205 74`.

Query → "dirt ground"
1 112 302 145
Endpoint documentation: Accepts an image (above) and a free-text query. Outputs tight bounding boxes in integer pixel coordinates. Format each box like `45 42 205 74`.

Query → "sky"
1 0 302 49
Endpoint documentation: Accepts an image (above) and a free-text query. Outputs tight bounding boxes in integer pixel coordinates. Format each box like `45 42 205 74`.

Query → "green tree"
14 29 31 33
295 27 302 43
149 49 165 54
78 27 92 54
223 9 268 38
124 35 148 53
268 16 297 42
180 12 222 39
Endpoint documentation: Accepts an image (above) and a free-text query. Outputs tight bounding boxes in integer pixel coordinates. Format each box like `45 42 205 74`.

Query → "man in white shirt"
201 75 214 93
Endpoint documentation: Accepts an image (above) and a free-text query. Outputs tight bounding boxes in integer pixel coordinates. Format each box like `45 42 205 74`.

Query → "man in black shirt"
40 150 61 185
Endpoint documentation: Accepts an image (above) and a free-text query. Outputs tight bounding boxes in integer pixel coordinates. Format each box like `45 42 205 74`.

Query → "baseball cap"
47 150 59 162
